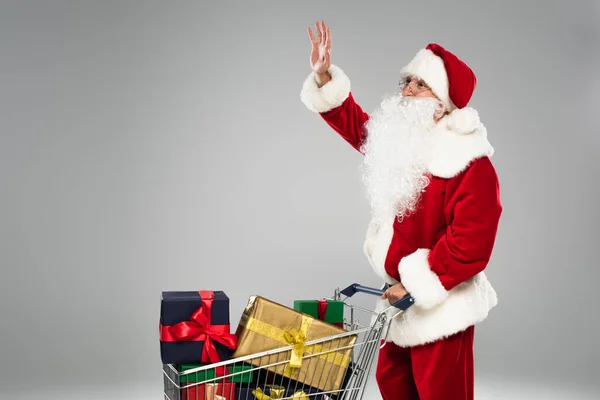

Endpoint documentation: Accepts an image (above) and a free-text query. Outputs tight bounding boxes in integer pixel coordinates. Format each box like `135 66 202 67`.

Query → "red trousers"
375 326 474 400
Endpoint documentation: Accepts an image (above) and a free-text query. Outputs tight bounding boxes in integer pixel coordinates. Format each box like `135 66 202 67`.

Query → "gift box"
232 296 356 393
178 363 219 384
160 290 238 366
236 384 320 400
178 363 254 384
254 361 355 399
328 360 356 399
180 382 236 400
227 364 254 383
293 299 344 328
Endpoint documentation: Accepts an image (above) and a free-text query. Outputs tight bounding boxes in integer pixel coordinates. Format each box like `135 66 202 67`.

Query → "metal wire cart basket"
162 284 414 400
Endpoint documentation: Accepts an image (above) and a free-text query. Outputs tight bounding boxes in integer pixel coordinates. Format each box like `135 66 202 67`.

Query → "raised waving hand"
307 20 332 86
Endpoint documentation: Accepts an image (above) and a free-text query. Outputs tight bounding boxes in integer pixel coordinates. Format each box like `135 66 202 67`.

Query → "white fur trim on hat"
447 107 481 135
400 49 453 110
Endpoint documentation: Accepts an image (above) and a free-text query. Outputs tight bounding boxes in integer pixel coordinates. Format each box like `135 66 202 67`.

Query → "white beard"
359 95 442 223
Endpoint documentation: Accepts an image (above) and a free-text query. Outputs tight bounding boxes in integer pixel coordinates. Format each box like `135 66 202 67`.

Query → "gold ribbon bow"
290 392 309 399
252 387 308 400
283 318 310 368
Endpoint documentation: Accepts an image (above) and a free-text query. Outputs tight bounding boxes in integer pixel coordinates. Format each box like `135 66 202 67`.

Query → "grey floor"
6 376 600 400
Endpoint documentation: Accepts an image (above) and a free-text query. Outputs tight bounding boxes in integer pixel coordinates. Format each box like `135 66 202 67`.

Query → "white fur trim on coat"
398 249 448 309
373 271 498 347
300 64 351 113
427 117 494 178
364 217 398 286
400 48 453 111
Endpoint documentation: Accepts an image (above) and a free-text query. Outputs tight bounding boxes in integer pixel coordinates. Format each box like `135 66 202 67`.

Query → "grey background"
1 0 598 398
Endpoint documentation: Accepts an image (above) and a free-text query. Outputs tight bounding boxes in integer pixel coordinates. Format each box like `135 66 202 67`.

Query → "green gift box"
227 364 254 383
178 363 254 384
178 364 217 384
293 299 344 328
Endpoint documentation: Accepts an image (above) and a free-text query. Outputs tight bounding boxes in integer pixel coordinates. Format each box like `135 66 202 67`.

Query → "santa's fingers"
321 20 329 43
384 289 395 302
307 27 317 46
316 21 326 43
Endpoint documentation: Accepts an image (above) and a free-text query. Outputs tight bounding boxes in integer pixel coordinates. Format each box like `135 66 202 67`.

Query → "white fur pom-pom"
447 107 481 135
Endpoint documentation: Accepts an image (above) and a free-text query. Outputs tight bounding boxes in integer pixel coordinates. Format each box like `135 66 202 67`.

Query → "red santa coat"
301 65 503 347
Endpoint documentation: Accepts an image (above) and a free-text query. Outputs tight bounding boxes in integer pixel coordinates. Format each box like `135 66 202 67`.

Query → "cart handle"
340 283 414 310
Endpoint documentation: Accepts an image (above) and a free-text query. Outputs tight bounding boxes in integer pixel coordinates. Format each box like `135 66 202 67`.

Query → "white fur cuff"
300 64 351 113
447 107 481 135
399 249 448 309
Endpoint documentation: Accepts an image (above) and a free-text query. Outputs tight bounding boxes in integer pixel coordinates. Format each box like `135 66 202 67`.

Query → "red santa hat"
400 43 481 134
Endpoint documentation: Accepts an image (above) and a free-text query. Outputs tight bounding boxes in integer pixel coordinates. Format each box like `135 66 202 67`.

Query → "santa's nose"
402 84 414 97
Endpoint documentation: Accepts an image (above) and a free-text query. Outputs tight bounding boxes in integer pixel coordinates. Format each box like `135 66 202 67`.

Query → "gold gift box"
232 296 357 393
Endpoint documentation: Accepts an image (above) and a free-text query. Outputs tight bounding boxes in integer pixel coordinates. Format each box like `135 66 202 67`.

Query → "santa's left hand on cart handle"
381 283 408 305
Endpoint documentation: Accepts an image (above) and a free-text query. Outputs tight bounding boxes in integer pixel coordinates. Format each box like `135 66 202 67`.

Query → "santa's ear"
447 107 481 134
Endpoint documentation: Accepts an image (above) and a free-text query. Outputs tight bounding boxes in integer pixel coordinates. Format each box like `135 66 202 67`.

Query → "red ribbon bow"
317 299 343 328
160 291 238 375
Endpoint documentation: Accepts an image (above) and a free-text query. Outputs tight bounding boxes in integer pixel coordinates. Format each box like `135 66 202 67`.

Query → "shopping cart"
162 284 414 400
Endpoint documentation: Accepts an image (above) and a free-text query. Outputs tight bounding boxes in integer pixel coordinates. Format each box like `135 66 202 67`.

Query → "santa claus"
300 21 502 400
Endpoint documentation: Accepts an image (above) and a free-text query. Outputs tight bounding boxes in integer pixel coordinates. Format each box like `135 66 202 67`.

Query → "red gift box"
180 382 236 400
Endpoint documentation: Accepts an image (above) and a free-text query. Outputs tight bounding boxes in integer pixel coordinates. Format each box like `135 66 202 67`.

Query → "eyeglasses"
399 75 432 94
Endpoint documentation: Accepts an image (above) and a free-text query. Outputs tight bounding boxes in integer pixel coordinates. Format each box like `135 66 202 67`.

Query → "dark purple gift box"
159 290 236 365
